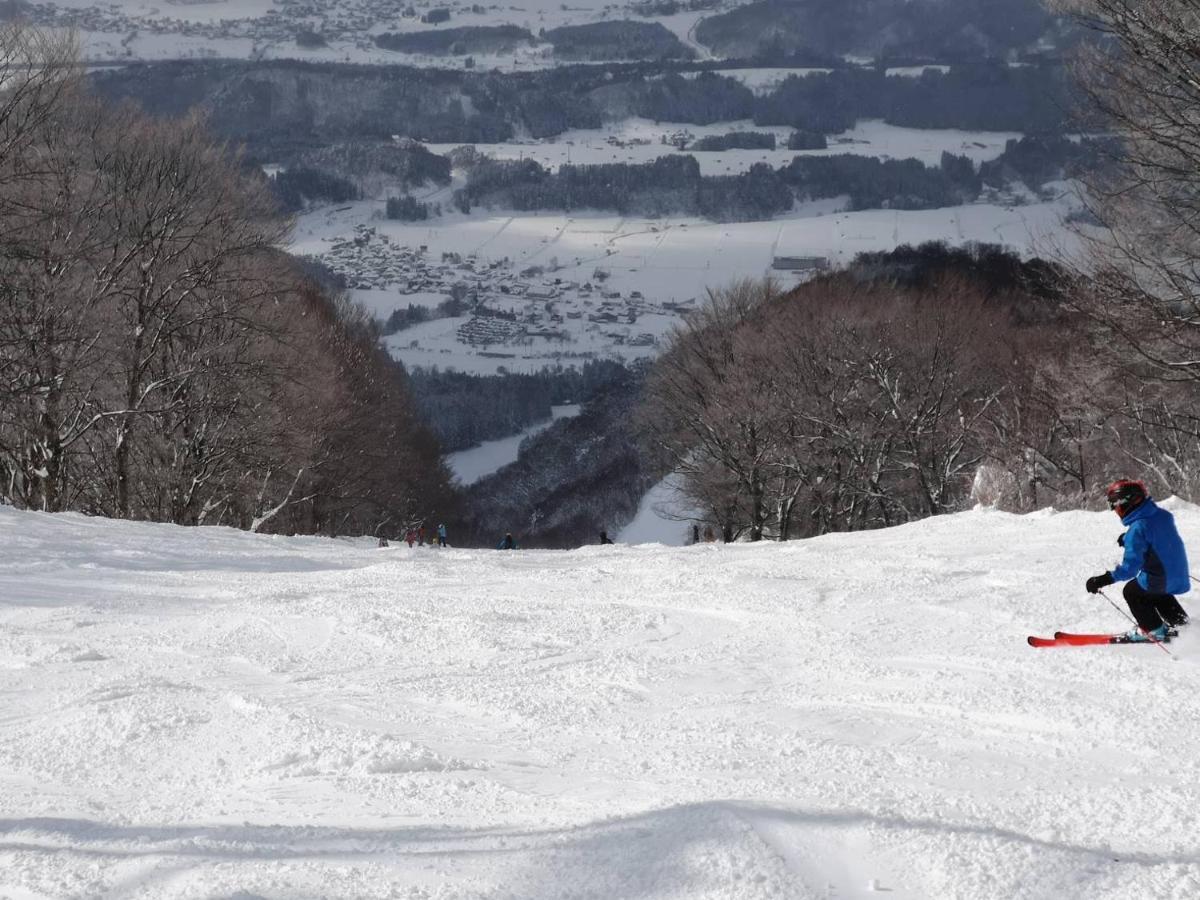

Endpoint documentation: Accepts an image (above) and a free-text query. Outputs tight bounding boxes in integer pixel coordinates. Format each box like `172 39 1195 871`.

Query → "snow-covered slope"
3 503 1199 898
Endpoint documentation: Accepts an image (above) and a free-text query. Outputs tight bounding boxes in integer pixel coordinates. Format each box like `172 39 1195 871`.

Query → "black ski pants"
1124 580 1189 631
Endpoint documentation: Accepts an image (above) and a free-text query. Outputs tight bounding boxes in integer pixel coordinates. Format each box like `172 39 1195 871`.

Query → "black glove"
1085 572 1115 594
1117 532 1126 547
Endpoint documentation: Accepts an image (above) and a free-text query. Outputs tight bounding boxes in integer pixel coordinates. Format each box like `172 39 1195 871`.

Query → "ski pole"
1097 587 1176 659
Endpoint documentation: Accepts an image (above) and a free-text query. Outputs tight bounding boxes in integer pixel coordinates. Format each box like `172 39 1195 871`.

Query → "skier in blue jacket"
1085 479 1190 642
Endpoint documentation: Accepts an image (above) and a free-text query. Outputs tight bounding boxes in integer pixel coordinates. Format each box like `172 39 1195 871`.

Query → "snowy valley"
2 503 1199 898
288 120 1079 376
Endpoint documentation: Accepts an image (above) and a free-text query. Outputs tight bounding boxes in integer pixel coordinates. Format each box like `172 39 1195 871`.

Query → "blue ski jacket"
1111 497 1191 594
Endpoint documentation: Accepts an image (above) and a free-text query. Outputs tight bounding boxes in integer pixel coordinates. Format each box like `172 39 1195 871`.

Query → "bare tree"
1050 0 1200 491
0 25 457 537
0 26 79 189
80 109 290 518
640 268 1062 540
638 279 782 541
0 57 115 509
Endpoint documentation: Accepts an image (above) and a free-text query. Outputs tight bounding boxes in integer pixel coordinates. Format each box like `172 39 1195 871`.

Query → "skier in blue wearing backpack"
1084 479 1190 642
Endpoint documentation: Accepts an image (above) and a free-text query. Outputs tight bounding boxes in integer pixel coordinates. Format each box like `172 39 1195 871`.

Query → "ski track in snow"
3 504 1200 898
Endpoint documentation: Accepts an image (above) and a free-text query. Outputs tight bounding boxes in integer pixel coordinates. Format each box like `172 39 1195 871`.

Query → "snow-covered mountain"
3 502 1198 898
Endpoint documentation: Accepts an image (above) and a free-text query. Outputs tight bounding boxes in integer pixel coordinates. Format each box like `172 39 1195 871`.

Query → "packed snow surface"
3 503 1200 898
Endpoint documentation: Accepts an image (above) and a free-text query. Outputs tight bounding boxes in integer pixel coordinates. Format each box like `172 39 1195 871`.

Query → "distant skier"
599 530 614 545
418 524 427 546
498 532 517 550
437 523 447 547
1084 479 1190 642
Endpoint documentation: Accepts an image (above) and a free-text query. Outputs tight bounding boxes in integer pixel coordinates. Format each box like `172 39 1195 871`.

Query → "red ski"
1027 628 1176 648
1058 629 1176 642
1027 635 1104 647
1052 631 1126 646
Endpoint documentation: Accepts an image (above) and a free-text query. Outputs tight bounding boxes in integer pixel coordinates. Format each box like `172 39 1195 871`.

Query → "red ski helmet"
1105 479 1148 517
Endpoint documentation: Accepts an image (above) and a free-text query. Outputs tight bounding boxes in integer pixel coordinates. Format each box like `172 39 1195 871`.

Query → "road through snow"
2 504 1200 898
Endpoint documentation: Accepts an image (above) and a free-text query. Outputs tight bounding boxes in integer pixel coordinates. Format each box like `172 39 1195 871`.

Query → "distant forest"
90 60 1078 160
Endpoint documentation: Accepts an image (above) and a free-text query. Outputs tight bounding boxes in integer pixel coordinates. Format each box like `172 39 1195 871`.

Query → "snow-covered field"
424 119 1024 175
3 502 1200 898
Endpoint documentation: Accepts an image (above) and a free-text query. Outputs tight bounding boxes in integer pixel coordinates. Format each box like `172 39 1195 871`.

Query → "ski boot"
1121 624 1173 643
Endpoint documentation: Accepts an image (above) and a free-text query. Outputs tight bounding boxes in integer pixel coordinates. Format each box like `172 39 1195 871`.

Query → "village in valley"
308 223 691 369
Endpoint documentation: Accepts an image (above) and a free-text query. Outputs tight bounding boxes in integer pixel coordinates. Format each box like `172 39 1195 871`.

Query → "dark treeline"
631 71 755 124
690 131 776 151
780 153 980 211
90 59 1077 160
374 25 534 56
456 152 984 220
381 296 467 333
979 134 1114 192
455 135 1104 221
270 166 360 212
542 21 694 61
0 28 454 537
630 0 719 15
460 365 655 548
295 140 452 192
788 130 828 150
408 360 629 453
385 195 434 220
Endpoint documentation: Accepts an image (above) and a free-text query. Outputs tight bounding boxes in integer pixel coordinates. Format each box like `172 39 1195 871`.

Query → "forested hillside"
89 60 1076 161
638 247 1074 541
459 367 656 548
0 27 454 537
695 0 1059 60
